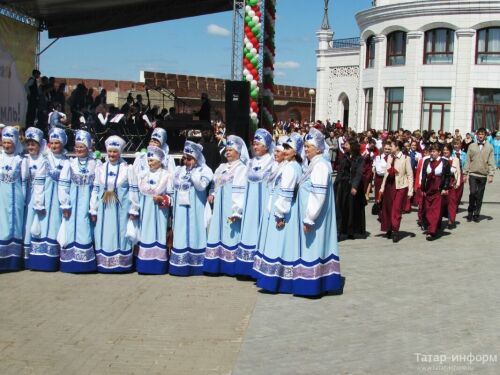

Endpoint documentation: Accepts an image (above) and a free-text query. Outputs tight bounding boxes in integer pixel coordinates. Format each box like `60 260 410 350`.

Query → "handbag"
371 202 380 216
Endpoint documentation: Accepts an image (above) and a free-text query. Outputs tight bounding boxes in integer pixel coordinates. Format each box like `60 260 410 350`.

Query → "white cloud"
207 24 230 37
275 61 300 69
275 71 286 77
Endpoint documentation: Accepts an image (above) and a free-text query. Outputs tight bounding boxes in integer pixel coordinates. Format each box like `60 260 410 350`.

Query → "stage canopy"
1 0 233 38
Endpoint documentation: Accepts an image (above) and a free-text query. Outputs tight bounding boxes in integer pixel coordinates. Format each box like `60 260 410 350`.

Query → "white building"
315 0 500 134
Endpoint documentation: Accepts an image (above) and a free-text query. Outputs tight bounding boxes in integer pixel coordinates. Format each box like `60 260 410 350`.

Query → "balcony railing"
332 37 361 49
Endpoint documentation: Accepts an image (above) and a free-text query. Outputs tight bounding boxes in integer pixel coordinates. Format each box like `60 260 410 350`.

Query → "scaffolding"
231 0 245 80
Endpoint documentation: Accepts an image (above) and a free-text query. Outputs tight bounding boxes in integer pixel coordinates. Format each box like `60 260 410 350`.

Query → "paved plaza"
1 175 499 375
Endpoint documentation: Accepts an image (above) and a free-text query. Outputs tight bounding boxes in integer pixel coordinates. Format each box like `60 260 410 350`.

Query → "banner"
0 14 37 126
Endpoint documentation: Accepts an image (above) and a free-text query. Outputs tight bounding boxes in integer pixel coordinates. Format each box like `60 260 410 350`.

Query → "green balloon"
251 26 259 34
249 0 258 6
94 150 101 159
251 89 258 98
250 57 258 65
246 52 253 60
140 148 147 154
248 20 255 28
245 15 251 23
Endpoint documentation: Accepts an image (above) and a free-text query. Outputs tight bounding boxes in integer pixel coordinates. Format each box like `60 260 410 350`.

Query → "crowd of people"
323 124 497 242
0 124 341 297
0 70 497 298
23 69 192 151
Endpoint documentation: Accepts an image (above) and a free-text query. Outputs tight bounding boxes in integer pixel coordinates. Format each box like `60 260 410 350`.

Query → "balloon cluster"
262 0 276 130
242 0 262 126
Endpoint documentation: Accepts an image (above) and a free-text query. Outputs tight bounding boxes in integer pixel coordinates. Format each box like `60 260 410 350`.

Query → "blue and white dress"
203 160 247 275
253 160 303 293
58 157 99 273
0 152 28 271
170 164 213 276
24 154 48 268
236 153 273 276
91 160 138 273
297 155 342 296
28 151 67 271
135 168 172 275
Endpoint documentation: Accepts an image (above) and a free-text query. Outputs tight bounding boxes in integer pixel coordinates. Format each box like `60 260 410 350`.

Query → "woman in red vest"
420 144 451 241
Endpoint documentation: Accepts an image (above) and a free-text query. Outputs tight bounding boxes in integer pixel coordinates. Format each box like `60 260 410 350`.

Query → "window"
421 88 452 132
476 28 500 64
473 89 500 131
385 88 404 130
365 36 375 68
386 31 406 66
424 28 454 64
365 88 373 129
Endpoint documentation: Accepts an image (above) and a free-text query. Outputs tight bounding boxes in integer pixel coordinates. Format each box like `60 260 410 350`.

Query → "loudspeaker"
225 80 250 141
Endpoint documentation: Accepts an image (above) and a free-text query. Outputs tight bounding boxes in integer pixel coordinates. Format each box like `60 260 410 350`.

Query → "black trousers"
468 175 487 216
25 99 37 127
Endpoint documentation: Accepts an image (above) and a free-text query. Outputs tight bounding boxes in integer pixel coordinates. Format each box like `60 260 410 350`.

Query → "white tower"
315 0 334 122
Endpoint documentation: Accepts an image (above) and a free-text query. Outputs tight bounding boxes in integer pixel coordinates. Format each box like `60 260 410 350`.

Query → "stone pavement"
1 176 499 375
233 175 500 375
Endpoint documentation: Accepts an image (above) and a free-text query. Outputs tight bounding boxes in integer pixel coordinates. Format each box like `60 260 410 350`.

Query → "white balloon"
252 16 260 23
250 80 258 88
245 5 251 12
251 48 257 55
243 69 249 76
250 112 258 120
249 10 255 18
246 74 254 81
246 42 253 50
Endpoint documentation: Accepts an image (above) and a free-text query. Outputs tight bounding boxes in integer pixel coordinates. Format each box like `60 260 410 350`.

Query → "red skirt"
379 178 408 232
424 175 444 236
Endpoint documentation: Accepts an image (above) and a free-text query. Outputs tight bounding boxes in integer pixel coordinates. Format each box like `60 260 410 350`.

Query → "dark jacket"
421 157 451 192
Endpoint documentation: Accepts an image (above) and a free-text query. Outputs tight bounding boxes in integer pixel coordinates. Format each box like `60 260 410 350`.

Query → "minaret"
315 0 334 122
317 0 334 50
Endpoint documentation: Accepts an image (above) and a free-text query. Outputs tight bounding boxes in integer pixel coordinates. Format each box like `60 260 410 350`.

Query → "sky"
39 0 372 88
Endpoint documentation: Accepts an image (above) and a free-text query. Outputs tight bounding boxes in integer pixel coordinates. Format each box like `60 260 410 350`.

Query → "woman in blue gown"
28 128 68 271
297 128 343 296
235 129 274 277
23 127 48 269
58 130 98 273
135 146 172 275
0 126 27 271
90 136 139 273
253 133 304 293
203 135 248 276
170 141 213 276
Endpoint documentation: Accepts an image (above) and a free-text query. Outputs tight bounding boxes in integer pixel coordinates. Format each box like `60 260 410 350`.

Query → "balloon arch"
241 0 276 132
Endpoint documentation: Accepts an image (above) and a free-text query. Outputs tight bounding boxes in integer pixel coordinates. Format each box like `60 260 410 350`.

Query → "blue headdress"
25 127 47 152
253 128 274 154
226 135 249 165
74 130 92 150
183 140 206 166
146 146 165 162
49 127 68 146
105 135 126 153
1 126 23 155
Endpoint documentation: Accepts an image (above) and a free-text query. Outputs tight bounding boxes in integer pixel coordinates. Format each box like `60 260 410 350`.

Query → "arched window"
386 31 406 66
365 36 375 68
476 27 500 64
424 28 454 64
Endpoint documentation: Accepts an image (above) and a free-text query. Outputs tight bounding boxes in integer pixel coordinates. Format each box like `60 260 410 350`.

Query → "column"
372 34 386 130
454 29 476 133
404 31 424 131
